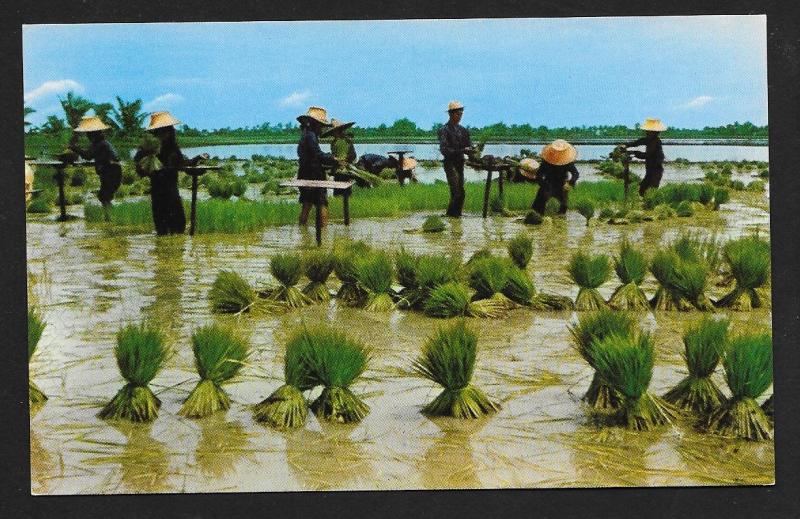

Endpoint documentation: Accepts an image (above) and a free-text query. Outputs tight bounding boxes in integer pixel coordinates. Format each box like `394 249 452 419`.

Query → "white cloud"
143 93 185 111
279 90 312 107
685 95 715 109
24 79 84 104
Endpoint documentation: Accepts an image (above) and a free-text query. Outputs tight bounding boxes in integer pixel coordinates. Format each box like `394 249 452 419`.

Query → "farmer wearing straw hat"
623 118 666 196
68 115 122 213
438 101 473 217
531 139 580 216
322 118 357 196
134 111 209 236
296 106 337 226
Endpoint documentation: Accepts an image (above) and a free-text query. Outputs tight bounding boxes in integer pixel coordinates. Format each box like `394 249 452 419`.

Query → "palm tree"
91 102 119 131
42 115 67 135
24 106 36 127
59 91 94 129
111 97 147 138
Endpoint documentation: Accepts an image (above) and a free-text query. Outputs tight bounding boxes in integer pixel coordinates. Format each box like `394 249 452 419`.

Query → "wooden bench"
280 179 355 245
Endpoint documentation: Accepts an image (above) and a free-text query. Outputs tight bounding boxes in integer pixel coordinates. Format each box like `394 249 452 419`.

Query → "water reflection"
83 233 130 313
194 417 256 480
566 427 657 487
143 236 186 337
30 427 56 494
418 417 488 489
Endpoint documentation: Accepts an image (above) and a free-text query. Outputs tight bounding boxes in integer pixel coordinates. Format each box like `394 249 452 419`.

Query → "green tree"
111 96 147 138
42 115 66 135
24 106 36 127
91 102 118 130
59 91 94 128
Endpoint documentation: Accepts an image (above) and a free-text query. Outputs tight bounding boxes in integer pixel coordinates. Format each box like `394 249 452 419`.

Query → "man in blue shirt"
437 101 473 217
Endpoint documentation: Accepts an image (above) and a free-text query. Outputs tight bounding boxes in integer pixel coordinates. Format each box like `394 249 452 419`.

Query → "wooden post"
482 170 492 218
622 155 631 199
498 168 505 197
54 167 67 222
315 195 323 246
189 174 199 236
343 187 351 226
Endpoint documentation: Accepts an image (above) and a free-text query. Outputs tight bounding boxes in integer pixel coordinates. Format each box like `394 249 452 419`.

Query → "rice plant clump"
501 267 574 310
412 320 500 418
209 270 256 314
592 333 677 430
507 232 533 269
575 199 595 226
355 251 396 311
468 257 516 311
253 327 318 428
663 317 729 414
422 215 446 233
649 250 693 311
717 235 771 310
523 210 543 225
179 325 250 418
707 333 773 440
568 252 611 310
713 188 730 210
332 240 370 306
302 250 336 303
28 308 47 405
676 201 694 217
98 323 169 422
671 258 716 312
270 253 312 308
409 253 461 308
608 239 650 311
423 282 506 318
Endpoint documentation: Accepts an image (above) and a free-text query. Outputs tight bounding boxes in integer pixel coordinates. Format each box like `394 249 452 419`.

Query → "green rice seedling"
730 180 746 191
762 395 773 421
424 282 506 318
209 270 256 314
27 192 53 214
672 259 716 311
98 323 169 423
569 309 637 411
232 177 248 197
395 247 420 308
653 203 676 220
466 247 493 266
642 189 662 210
468 257 516 311
305 325 372 423
270 253 312 308
137 134 163 175
592 333 677 430
663 317 729 415
717 235 771 310
544 197 562 216
507 232 533 269
698 184 715 205
28 308 47 405
179 325 250 418
206 177 234 199
598 206 615 220
713 188 730 210
649 250 693 311
421 215 446 233
252 327 318 428
523 210 543 225
608 239 650 311
575 199 595 226
489 192 507 215
502 267 574 310
746 180 765 192
411 254 460 308
568 252 611 310
707 333 773 440
412 321 500 418
676 200 694 217
332 239 370 306
355 251 396 311
302 250 335 303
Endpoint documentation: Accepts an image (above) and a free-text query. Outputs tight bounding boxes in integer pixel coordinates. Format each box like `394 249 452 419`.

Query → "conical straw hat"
321 118 355 137
641 118 667 132
541 139 577 166
74 115 111 132
297 106 330 125
447 101 465 112
401 157 417 171
518 158 540 179
147 111 181 130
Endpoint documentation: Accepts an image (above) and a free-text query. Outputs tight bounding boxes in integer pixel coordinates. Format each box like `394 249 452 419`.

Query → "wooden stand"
280 178 355 246
480 167 508 218
622 154 632 199
31 160 92 222
182 165 222 236
388 150 412 186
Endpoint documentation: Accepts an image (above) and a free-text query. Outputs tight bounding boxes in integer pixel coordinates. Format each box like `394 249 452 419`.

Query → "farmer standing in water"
623 118 666 196
437 101 473 217
69 115 122 219
296 106 337 227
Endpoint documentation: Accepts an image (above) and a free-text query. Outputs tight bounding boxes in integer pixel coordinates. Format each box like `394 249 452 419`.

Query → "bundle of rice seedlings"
676 201 694 217
466 247 493 266
523 210 543 225
137 134 163 175
569 309 637 411
713 188 730 210
649 250 693 311
707 333 773 440
98 323 168 422
332 240 370 306
306 326 372 423
672 259 716 311
422 215 446 233
413 254 460 303
598 206 615 220
568 252 611 310
252 327 318 428
468 257 516 310
507 232 533 269
412 320 500 418
608 239 650 311
653 203 676 220
28 308 47 405
355 252 396 311
663 317 729 414
209 270 256 314
302 250 335 303
502 267 574 310
716 235 771 310
575 199 595 226
698 184 715 205
423 282 506 318
269 253 312 308
179 325 250 418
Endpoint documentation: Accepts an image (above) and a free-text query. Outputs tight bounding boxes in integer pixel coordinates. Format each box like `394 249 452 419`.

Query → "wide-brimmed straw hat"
447 101 465 112
641 118 667 132
74 115 111 133
297 106 330 125
321 118 355 137
147 111 181 131
401 157 417 171
541 139 577 166
518 158 540 179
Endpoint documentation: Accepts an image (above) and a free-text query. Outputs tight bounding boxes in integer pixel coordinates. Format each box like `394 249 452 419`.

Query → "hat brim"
642 125 667 132
447 106 465 112
541 145 577 166
147 121 181 131
74 125 111 133
297 114 330 125
321 121 355 137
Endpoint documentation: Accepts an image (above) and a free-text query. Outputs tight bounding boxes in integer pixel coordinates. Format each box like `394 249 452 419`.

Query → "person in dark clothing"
134 111 208 236
296 106 337 226
322 119 358 196
355 153 399 175
68 116 122 216
623 118 666 196
437 101 473 217
531 139 580 215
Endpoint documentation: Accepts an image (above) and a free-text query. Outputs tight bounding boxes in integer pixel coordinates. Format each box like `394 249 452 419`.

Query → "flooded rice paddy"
27 183 773 494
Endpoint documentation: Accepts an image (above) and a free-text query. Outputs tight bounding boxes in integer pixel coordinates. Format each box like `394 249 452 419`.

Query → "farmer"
622 118 666 196
355 153 398 174
134 111 208 236
438 101 473 217
297 106 337 227
397 157 419 185
531 139 580 216
322 118 357 195
68 115 122 215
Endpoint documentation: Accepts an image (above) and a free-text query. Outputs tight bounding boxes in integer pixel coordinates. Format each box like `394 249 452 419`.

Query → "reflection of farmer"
438 101 473 217
623 118 666 196
68 116 122 211
296 106 337 227
531 139 580 215
322 119 357 196
134 111 208 236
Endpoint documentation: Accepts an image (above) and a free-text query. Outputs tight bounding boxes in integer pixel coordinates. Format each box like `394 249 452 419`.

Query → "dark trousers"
639 169 664 196
532 182 569 215
97 164 122 206
444 159 465 217
150 187 186 236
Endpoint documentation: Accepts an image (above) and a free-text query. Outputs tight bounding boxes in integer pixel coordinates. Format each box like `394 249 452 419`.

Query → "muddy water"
27 192 772 494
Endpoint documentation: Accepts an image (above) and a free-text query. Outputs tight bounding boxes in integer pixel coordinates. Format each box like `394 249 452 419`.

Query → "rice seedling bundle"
649 250 693 311
28 308 47 405
355 251 396 311
422 215 446 233
502 267 573 310
468 257 516 311
423 282 506 318
179 325 250 418
653 203 676 220
569 309 637 411
332 240 370 306
608 239 650 311
568 252 611 310
253 327 318 428
663 317 729 414
209 270 256 314
598 206 615 220
413 254 460 301
707 333 773 440
466 247 493 266
671 259 716 311
716 235 771 310
137 134 163 175
523 210 543 225
270 253 312 308
305 326 372 423
575 199 595 226
412 321 500 418
302 250 335 303
713 188 730 210
676 201 694 217
98 323 168 422
507 232 533 269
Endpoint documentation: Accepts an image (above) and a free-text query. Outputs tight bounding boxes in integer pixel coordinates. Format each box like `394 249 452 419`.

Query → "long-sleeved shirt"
298 128 336 181
625 136 665 173
537 160 580 188
437 123 472 163
71 139 119 173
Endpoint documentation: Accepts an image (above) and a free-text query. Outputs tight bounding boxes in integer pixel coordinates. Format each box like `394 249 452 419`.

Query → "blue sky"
22 16 768 130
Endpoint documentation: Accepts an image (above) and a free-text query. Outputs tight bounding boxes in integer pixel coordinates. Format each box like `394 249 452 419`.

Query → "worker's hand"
200 153 210 161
